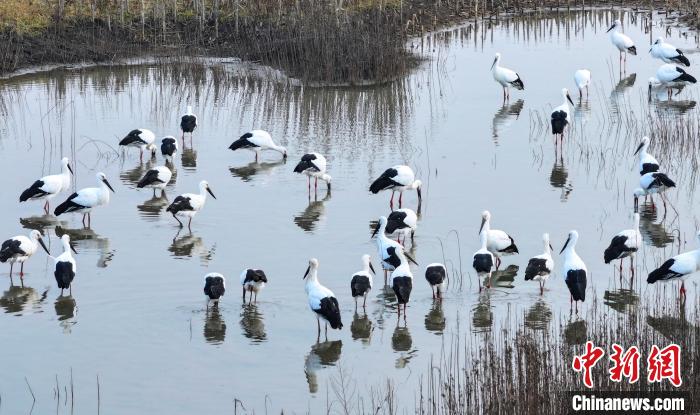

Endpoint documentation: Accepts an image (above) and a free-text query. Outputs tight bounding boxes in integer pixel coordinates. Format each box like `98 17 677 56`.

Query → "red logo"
609 344 640 384
572 341 605 388
647 344 682 387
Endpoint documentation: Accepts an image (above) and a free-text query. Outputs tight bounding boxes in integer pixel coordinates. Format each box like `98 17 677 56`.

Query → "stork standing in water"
604 213 641 276
166 180 216 230
385 208 418 245
425 263 447 299
633 136 659 175
293 153 331 193
490 52 524 102
350 254 375 310
54 172 115 228
303 258 342 340
19 157 73 214
574 69 591 99
472 231 494 290
119 129 156 162
229 130 287 162
369 165 422 209
650 37 690 67
524 233 554 295
391 249 414 319
478 210 518 269
634 172 676 213
654 64 697 99
53 234 77 296
204 273 226 309
551 88 575 146
180 106 197 145
560 230 587 313
0 230 50 283
606 19 637 69
240 268 268 303
161 136 178 164
137 165 172 196
372 216 418 284
648 231 700 300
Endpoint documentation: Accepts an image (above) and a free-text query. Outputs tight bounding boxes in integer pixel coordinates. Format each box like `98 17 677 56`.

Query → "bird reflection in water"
492 99 524 142
240 303 266 343
294 191 331 233
0 285 45 315
392 320 415 368
550 153 572 202
55 226 113 268
229 159 286 183
637 201 674 248
472 291 493 333
55 294 77 333
603 288 639 314
20 214 67 235
119 159 156 188
563 318 587 345
371 284 397 330
304 340 343 394
646 305 696 344
350 311 372 344
424 300 446 334
168 229 215 263
203 306 227 345
491 264 518 289
654 98 696 115
181 147 197 170
524 300 552 331
608 73 636 116
137 193 170 220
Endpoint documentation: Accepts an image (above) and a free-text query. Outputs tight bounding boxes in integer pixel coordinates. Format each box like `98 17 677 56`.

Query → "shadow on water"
550 153 572 202
472 291 493 333
55 226 113 268
181 148 197 171
55 295 77 333
524 299 552 331
204 306 227 345
646 308 697 343
563 318 587 345
240 304 266 343
424 300 446 334
168 229 215 262
350 311 372 344
229 159 286 183
0 284 46 315
137 193 170 220
603 288 639 314
492 99 524 142
392 321 415 368
19 215 68 235
491 264 518 289
304 340 343 394
638 201 674 248
294 191 332 233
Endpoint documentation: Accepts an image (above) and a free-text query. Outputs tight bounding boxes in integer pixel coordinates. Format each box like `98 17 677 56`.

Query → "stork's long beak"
479 218 486 234
67 164 74 175
606 24 615 33
648 47 652 53
416 186 422 202
70 243 78 254
302 265 310 280
38 237 50 255
369 263 376 275
634 195 639 212
490 58 497 70
405 252 419 266
633 142 644 155
559 236 571 254
567 94 574 106
549 243 554 252
207 187 216 199
371 222 380 239
102 178 115 193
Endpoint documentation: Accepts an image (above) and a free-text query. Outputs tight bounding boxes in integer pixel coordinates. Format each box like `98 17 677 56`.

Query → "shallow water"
0 7 698 414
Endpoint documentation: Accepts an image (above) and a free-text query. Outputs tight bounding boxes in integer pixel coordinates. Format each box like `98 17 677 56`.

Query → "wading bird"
240 268 267 303
478 210 518 269
560 230 587 313
120 129 156 162
137 165 172 196
293 153 331 193
490 52 524 101
650 37 690 66
606 19 637 67
604 213 641 275
633 136 659 175
391 249 414 319
204 273 225 308
372 216 419 284
425 263 447 299
385 208 418 245
0 230 50 282
551 88 575 145
180 105 197 143
654 64 697 99
648 231 700 300
229 130 287 162
472 232 494 290
369 165 422 209
350 254 375 309
161 136 178 164
166 180 216 230
633 172 676 212
524 233 554 295
303 258 342 339
574 69 591 98
53 234 77 296
54 172 115 227
19 157 73 214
